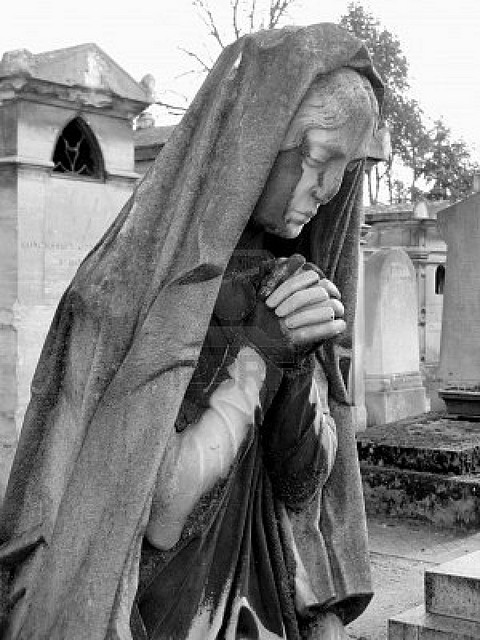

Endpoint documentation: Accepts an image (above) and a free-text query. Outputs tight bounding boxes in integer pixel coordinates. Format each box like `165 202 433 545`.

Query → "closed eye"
300 140 328 169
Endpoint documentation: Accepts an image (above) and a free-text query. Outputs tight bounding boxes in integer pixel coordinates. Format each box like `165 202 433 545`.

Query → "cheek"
252 149 303 222
313 165 345 204
290 166 320 203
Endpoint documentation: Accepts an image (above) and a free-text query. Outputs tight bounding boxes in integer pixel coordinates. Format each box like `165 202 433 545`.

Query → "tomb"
0 44 150 496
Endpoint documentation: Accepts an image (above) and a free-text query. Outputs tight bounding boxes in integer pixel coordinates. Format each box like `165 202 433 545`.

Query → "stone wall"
0 103 137 455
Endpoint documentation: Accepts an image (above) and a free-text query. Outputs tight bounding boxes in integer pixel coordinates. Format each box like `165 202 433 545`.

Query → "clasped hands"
214 254 346 368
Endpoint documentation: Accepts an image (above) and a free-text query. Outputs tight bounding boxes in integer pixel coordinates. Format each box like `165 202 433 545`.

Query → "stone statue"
0 24 383 640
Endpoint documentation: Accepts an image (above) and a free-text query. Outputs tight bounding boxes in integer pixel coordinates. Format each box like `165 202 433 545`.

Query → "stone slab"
389 605 480 639
425 551 480 622
361 465 480 529
438 195 480 388
357 413 480 475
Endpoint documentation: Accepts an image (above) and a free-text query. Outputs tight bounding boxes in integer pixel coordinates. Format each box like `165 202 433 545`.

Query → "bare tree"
189 0 298 69
156 0 299 114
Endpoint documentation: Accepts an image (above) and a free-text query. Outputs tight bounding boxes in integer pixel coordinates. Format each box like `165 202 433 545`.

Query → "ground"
347 516 480 639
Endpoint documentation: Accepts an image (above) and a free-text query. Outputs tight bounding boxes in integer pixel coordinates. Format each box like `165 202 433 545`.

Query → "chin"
278 224 304 239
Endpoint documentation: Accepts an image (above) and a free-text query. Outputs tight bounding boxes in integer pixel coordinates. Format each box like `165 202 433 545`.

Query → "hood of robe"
0 23 383 639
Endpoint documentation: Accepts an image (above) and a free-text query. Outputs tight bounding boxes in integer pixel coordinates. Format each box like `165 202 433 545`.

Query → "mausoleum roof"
0 43 151 106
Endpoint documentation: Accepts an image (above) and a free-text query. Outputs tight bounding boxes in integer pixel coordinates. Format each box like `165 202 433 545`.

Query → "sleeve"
146 325 284 550
261 356 337 509
176 318 284 431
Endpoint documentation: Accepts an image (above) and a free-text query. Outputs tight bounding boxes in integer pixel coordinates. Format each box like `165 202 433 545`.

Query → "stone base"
361 465 480 529
389 551 480 638
357 413 480 529
365 386 429 427
389 605 480 639
425 551 480 622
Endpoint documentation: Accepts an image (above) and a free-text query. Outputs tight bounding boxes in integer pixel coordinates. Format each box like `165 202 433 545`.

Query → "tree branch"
178 46 212 73
152 100 188 115
193 0 225 49
268 0 292 28
249 0 257 32
231 0 241 40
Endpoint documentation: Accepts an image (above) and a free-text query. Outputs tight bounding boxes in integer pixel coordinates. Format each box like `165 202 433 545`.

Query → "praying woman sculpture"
0 23 383 640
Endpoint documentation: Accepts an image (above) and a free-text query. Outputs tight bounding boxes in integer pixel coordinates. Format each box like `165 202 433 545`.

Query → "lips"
289 209 316 221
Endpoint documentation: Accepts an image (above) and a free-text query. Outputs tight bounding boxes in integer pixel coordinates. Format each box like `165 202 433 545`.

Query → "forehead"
305 114 375 162
282 73 377 153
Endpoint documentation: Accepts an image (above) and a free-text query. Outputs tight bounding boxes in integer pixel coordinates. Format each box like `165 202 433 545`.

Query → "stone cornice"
0 74 149 118
0 157 140 182
0 155 54 169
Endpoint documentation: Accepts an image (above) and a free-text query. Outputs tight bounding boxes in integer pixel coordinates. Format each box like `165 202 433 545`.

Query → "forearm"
146 344 281 550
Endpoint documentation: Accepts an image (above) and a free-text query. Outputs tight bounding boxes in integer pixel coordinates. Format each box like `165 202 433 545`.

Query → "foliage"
340 2 478 204
340 3 418 203
421 119 479 201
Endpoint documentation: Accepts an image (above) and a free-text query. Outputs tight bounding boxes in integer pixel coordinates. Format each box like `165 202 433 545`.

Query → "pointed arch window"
435 265 445 295
52 117 104 179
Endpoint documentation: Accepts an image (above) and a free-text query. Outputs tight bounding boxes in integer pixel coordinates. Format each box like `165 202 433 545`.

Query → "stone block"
438 194 480 389
389 605 480 639
361 465 480 529
425 551 480 622
357 413 480 475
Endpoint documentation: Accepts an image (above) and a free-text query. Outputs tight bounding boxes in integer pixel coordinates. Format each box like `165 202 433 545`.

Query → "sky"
2 0 480 158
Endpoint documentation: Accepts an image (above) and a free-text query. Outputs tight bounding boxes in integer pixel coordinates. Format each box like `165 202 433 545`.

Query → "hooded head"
63 22 383 405
251 67 380 239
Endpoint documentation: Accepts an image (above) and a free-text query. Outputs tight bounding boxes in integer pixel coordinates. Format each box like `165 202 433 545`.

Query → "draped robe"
0 23 383 640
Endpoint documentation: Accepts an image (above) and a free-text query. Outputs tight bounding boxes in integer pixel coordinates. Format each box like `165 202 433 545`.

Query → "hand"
213 254 345 369
264 262 346 350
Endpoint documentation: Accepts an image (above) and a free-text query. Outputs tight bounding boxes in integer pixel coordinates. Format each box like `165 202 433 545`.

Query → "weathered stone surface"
357 413 480 475
389 605 480 639
361 465 480 529
425 551 480 622
0 56 144 448
437 194 480 390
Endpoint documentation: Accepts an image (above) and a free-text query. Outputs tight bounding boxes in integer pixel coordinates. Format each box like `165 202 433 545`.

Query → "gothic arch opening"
435 264 445 295
52 117 104 179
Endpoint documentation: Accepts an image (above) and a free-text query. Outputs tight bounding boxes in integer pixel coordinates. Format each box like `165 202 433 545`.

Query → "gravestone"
364 248 428 426
437 193 480 416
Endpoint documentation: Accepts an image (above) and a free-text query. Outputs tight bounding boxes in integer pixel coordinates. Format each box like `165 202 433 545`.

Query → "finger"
288 319 347 345
265 270 320 308
318 278 341 300
302 262 326 279
302 263 341 299
274 286 329 317
314 298 345 318
284 305 335 329
258 254 305 300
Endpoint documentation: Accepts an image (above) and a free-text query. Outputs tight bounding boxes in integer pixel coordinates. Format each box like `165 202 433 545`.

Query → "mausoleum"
0 44 150 482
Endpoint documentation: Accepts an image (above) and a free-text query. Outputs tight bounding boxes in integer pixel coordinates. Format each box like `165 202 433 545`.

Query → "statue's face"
252 111 375 239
